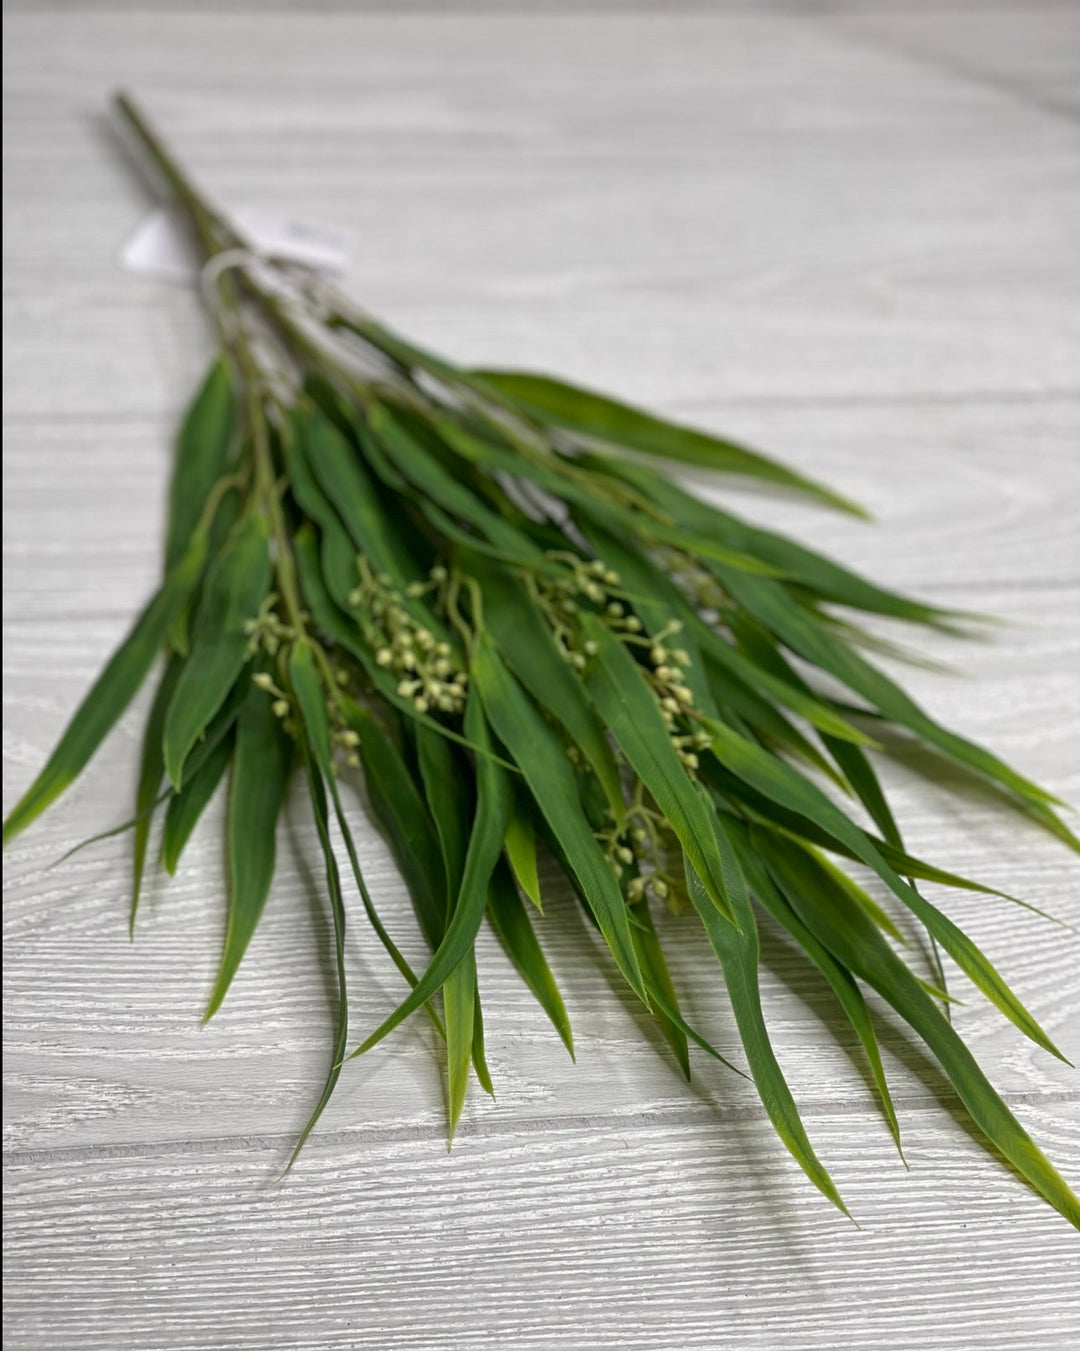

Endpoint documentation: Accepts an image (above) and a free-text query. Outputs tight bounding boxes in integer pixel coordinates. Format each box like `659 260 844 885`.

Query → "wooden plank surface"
4 7 1080 1349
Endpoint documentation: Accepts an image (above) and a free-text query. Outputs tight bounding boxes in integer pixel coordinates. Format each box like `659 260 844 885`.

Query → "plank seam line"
5 389 1080 432
5 1087 1078 1166
6 574 1080 629
819 10 1080 131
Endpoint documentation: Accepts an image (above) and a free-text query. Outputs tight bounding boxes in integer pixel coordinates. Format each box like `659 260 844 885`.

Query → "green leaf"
161 729 233 874
486 859 574 1059
589 456 956 628
352 690 511 1134
631 896 691 1080
469 369 865 516
162 512 271 789
165 357 236 571
580 614 737 926
439 420 785 577
701 715 1066 1060
293 406 432 595
702 654 849 790
415 725 470 925
286 743 349 1169
575 517 870 745
131 654 182 933
285 644 349 1168
414 718 492 1125
466 551 626 826
714 569 1074 844
204 683 293 1020
472 632 647 1003
572 517 719 714
683 831 850 1216
3 530 208 843
370 404 548 564
504 792 542 912
763 832 1080 1230
343 700 454 1037
292 526 486 761
724 817 903 1158
289 647 415 1032
694 617 875 747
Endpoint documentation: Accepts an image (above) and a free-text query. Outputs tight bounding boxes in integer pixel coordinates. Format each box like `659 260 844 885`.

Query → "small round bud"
272 699 290 718
253 672 275 691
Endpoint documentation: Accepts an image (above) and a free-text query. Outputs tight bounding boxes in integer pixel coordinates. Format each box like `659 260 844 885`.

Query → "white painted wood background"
4 6 1080 1348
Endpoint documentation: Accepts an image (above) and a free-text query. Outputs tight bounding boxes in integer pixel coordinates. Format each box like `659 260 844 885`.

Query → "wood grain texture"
9 397 1079 623
5 1109 1080 1351
4 8 1080 1350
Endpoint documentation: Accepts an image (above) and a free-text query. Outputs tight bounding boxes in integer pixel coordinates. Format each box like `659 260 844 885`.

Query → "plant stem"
114 92 234 257
115 92 308 635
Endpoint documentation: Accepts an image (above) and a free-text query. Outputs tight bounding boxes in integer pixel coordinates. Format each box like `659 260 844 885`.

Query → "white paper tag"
118 206 355 283
118 206 200 283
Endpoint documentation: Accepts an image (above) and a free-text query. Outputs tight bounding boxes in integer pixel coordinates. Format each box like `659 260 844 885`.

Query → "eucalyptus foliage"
5 95 1077 1225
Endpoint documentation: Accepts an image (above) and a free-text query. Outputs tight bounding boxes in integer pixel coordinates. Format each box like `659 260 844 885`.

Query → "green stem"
114 92 235 257
115 92 307 636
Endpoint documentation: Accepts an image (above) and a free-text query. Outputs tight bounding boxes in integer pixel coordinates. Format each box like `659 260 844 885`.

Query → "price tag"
119 205 355 283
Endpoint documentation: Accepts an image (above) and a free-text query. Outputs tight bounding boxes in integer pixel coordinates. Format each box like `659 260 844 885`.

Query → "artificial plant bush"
4 94 1077 1226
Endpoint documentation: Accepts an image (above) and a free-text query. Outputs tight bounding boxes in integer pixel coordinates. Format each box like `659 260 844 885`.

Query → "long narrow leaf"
764 832 1080 1230
472 632 647 1003
4 532 208 842
205 683 292 1019
684 834 850 1216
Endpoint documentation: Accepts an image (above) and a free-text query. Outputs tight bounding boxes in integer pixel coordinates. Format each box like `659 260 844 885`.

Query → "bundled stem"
4 93 1077 1228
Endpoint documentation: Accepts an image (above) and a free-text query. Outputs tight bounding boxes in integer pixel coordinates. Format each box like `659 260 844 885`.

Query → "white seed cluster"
243 592 297 659
626 873 670 903
349 561 468 716
330 712 362 768
646 620 711 773
598 813 679 908
252 669 293 722
537 555 641 670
